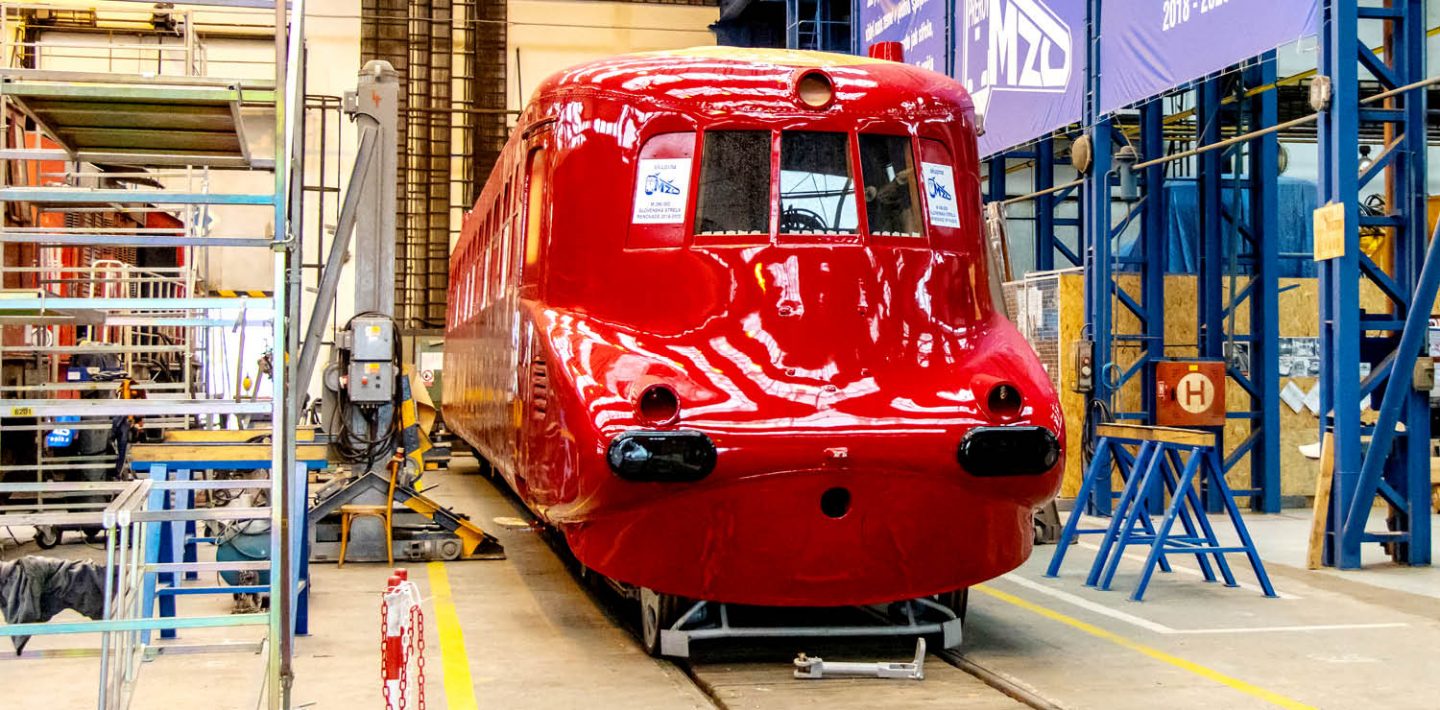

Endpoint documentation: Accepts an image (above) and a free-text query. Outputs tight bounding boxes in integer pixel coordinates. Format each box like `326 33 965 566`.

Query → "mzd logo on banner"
858 0 947 73
956 0 1085 157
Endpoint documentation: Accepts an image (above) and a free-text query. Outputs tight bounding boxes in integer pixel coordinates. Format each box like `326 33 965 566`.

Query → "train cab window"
694 131 771 236
523 147 548 278
858 134 921 237
779 131 858 235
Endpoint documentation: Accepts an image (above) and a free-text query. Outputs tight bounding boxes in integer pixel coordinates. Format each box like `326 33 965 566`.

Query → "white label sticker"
920 162 961 228
631 158 692 225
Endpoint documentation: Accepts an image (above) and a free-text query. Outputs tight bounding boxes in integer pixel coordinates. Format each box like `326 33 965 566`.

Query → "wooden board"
1306 433 1334 570
129 442 330 470
1094 423 1216 447
162 427 317 443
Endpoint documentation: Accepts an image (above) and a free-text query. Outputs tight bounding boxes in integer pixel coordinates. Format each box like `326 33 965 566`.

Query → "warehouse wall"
505 0 718 119
25 1 714 397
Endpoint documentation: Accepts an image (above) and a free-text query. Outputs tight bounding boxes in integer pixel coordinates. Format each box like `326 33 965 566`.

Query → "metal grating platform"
0 69 275 169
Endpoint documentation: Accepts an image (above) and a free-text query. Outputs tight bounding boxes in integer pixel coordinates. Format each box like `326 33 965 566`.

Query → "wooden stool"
338 504 392 567
337 452 405 567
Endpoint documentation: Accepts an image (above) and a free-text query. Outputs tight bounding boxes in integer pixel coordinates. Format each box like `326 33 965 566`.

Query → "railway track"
473 458 1064 710
665 636 1062 710
541 525 1061 709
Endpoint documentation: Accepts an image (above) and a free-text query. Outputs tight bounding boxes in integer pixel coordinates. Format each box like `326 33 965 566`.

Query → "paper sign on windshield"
921 162 961 228
632 159 692 224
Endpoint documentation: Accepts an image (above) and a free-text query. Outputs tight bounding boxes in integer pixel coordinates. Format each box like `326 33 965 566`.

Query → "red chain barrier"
382 569 426 709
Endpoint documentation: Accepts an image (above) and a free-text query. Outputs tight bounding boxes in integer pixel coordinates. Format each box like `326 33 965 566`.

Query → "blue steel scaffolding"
985 136 1084 274
1074 27 1285 518
838 0 1431 568
1318 0 1433 567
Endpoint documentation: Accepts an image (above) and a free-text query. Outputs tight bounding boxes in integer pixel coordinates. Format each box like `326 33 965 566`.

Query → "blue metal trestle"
1047 424 1277 601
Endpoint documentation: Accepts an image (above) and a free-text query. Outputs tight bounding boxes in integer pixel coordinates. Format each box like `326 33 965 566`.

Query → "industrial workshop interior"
2 0 1440 707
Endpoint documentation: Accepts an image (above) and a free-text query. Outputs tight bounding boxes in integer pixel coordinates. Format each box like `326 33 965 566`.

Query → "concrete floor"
1 458 1437 709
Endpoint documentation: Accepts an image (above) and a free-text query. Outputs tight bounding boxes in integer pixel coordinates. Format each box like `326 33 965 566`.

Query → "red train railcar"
444 47 1063 651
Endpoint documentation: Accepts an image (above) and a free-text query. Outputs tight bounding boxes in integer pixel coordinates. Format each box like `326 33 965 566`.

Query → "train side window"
918 138 969 250
779 131 858 235
629 132 696 248
523 147 548 284
858 134 921 237
694 131 771 236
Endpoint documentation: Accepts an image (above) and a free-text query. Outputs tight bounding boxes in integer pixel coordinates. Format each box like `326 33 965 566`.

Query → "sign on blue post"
857 0 948 73
1099 0 1318 113
954 0 1087 157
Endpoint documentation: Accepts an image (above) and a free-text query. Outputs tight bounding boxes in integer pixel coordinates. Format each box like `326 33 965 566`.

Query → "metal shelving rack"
0 1 303 707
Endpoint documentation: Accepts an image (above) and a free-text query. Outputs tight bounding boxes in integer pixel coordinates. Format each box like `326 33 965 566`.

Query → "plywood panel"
1050 273 1374 502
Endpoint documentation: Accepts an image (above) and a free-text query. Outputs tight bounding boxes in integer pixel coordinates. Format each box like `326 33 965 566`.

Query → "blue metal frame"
983 136 1083 273
849 0 1296 520
1187 65 1284 515
1080 0 1283 516
1318 0 1432 568
1081 0 1116 513
1048 427 1276 600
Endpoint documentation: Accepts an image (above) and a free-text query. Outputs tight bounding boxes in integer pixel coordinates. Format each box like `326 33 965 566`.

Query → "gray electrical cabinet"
347 315 396 402
350 316 395 361
348 361 395 402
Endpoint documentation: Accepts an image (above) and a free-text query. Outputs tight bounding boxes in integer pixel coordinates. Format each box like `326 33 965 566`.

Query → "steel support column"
987 154 1007 206
1195 77 1227 512
1196 78 1225 365
1082 0 1116 513
1245 58 1282 513
1139 99 1166 433
1318 0 1431 568
1033 137 1057 272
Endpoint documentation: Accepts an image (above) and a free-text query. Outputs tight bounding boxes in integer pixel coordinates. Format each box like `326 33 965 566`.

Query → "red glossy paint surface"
444 48 1063 607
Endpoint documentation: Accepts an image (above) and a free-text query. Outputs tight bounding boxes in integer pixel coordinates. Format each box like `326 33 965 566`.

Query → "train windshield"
695 131 771 235
858 134 921 237
779 131 858 235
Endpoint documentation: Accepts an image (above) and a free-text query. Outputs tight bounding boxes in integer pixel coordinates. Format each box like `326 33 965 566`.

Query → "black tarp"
0 556 107 653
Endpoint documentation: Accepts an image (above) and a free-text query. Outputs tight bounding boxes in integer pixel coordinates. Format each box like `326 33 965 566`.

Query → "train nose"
956 426 1060 477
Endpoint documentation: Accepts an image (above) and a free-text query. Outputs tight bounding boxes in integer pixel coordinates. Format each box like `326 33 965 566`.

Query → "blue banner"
857 0 947 74
1100 0 1318 113
954 0 1086 157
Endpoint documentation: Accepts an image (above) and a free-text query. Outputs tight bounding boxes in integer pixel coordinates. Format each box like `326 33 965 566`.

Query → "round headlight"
987 382 1023 421
796 70 835 109
636 383 681 426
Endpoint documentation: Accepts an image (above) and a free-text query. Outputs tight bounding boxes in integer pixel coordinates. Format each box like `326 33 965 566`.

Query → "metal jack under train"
443 47 1064 655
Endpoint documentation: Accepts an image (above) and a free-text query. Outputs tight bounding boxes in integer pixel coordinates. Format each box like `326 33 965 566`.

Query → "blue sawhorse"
133 442 326 642
1046 434 1174 578
1047 423 1276 601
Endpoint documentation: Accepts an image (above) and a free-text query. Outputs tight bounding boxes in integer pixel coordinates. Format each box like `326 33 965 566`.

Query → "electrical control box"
347 361 395 403
1070 339 1094 393
1155 360 1225 427
350 316 395 362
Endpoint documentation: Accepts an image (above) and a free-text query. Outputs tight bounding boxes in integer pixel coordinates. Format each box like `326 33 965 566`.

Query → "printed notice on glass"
632 159 692 224
920 162 961 228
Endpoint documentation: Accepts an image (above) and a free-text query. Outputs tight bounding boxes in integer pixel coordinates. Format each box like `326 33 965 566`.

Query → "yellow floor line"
427 562 479 710
973 583 1315 710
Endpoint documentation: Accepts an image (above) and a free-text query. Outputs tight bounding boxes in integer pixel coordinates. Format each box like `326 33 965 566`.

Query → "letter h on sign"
1155 360 1226 427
